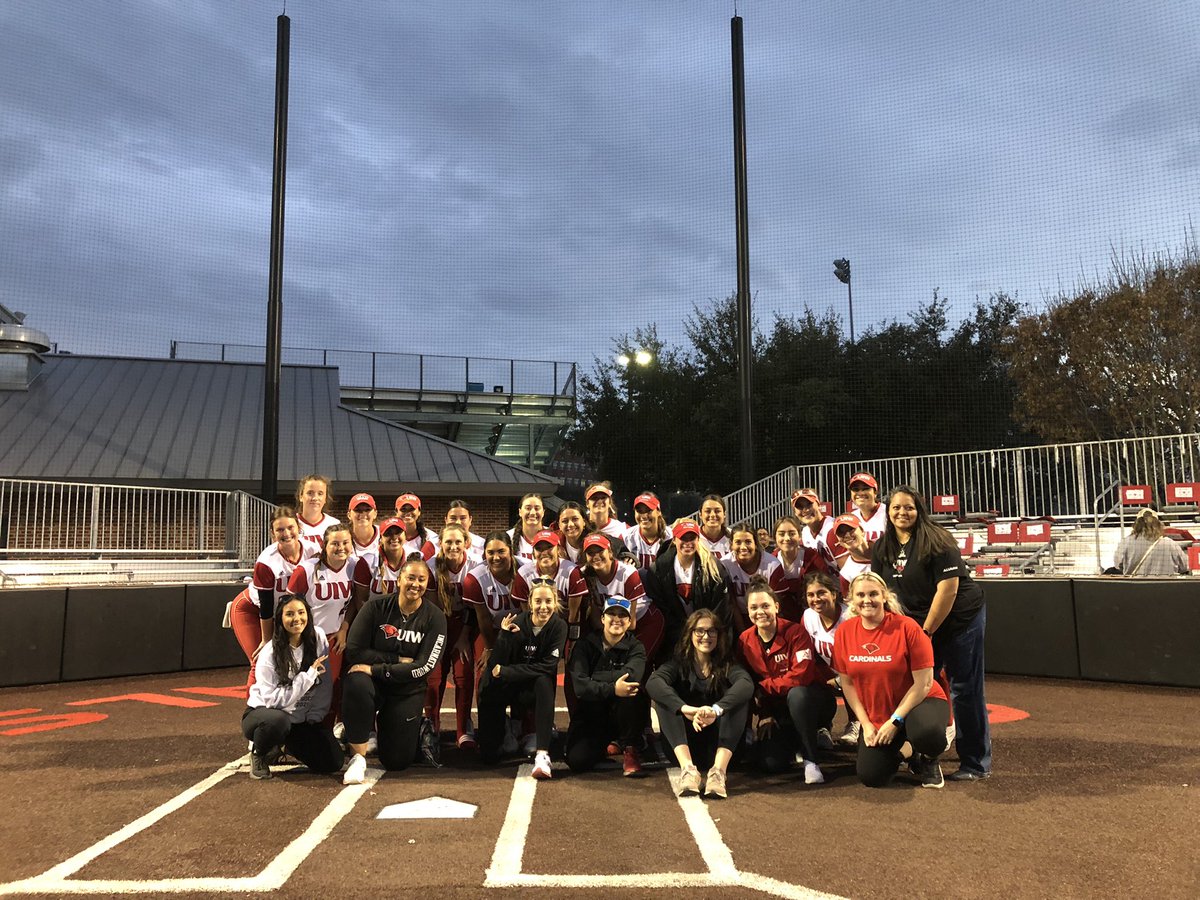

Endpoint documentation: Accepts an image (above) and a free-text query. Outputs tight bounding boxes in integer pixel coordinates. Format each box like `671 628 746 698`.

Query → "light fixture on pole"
833 258 854 344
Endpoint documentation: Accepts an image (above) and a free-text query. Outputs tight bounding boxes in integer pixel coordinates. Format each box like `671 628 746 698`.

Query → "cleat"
342 753 367 785
622 745 644 777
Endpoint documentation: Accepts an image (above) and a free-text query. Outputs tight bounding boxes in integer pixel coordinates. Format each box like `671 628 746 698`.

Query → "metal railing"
170 340 578 398
722 433 1200 527
0 479 275 567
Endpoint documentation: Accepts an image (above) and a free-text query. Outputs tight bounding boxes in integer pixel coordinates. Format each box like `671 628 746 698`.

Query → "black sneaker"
249 752 272 780
947 768 990 782
908 754 944 789
419 717 442 768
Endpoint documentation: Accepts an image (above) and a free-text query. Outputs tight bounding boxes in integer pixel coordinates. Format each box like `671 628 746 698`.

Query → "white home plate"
377 797 478 819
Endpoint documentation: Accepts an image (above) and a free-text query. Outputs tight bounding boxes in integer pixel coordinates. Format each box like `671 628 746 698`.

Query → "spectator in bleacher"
721 522 787 634
1114 508 1190 576
625 491 673 568
642 519 731 660
242 594 343 780
698 494 733 560
771 514 810 622
848 472 887 545
425 523 476 749
296 475 339 549
445 499 486 560
832 572 950 788
585 482 629 539
755 527 775 554
830 514 873 589
801 571 858 746
395 493 438 559
346 492 380 570
871 487 992 782
510 492 547 560
791 489 838 575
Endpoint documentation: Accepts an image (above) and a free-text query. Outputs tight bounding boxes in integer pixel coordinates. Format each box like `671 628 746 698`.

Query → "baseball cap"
532 528 560 547
379 517 405 534
833 514 862 534
633 492 660 511
350 492 376 510
395 493 422 511
673 520 701 540
585 484 612 500
603 596 632 615
792 489 820 509
582 533 611 552
848 472 878 490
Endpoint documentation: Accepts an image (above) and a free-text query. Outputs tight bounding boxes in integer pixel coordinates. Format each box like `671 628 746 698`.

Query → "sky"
2 1 1199 391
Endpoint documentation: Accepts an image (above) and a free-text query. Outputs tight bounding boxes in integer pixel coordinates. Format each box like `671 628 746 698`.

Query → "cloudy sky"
2 1 1198 389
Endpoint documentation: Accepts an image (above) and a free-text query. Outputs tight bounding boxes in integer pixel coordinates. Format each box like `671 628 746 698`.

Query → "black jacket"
641 543 731 649
568 630 646 703
646 656 754 714
484 610 567 686
346 595 447 695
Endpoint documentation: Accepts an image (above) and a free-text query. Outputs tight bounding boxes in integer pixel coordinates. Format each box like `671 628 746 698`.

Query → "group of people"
230 472 993 795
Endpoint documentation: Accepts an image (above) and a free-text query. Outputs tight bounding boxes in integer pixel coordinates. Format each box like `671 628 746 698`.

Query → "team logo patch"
796 649 812 663
862 642 880 654
380 624 400 639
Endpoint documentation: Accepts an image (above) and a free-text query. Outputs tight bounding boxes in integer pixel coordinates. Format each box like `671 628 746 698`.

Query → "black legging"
477 673 556 764
856 696 949 787
653 700 748 772
565 694 650 772
340 671 425 771
240 708 344 773
754 683 838 773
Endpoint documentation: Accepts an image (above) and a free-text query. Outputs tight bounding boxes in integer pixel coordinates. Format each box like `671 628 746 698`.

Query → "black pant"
653 700 748 772
477 673 556 764
856 697 949 788
754 683 838 773
565 694 649 772
240 707 344 773
340 671 424 771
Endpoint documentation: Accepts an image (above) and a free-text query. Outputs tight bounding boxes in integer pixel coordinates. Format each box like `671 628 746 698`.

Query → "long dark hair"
557 500 597 547
700 494 731 540
270 594 319 685
873 486 956 566
674 607 733 694
317 523 353 569
482 529 516 579
510 492 545 539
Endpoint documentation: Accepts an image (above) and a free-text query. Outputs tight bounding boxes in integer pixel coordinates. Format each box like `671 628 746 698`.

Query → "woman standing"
871 487 990 782
801 572 857 746
510 493 547 561
832 572 949 788
342 555 448 782
625 492 673 568
641 520 730 659
1114 508 1190 575
698 494 732 560
462 531 521 670
424 523 476 749
721 523 787 634
242 595 343 779
346 493 380 570
580 534 658 658
647 609 754 798
771 514 811 622
476 581 568 778
791 489 838 575
296 475 339 550
352 517 407 609
585 482 628 539
848 472 887 545
445 499 486 562
395 493 438 559
738 576 830 785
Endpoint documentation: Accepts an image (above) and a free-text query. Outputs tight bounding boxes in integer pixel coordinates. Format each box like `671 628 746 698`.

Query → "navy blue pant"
931 605 992 775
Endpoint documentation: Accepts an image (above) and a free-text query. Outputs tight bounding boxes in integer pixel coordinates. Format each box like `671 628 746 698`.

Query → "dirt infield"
0 669 1196 899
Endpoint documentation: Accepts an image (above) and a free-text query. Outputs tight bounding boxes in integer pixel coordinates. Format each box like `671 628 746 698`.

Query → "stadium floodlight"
616 353 631 367
833 258 855 343
635 350 653 366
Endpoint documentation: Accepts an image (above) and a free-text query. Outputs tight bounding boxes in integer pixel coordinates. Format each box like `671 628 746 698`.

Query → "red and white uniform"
672 556 699 616
426 557 470 614
595 519 627 539
801 604 851 667
404 531 437 561
511 559 588 611
738 619 830 711
352 527 381 571
287 555 357 635
700 532 732 560
509 529 539 562
623 524 672 569
467 531 486 559
721 552 788 616
772 549 811 622
352 553 404 603
462 563 519 627
561 540 584 564
298 513 340 550
803 518 839 572
852 505 887 545
831 612 946 727
249 541 315 610
836 555 872 594
589 561 647 620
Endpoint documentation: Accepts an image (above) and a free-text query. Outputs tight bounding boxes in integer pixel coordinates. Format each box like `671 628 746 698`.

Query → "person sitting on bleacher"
1114 509 1190 576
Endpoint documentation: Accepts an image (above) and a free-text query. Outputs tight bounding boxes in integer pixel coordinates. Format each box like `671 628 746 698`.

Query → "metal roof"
0 355 559 495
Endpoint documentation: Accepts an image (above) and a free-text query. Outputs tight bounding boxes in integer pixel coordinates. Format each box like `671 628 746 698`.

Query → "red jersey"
831 612 946 727
739 618 829 712
511 559 588 610
462 563 519 627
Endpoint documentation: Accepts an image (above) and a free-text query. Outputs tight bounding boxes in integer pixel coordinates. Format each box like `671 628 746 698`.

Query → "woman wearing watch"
832 572 949 789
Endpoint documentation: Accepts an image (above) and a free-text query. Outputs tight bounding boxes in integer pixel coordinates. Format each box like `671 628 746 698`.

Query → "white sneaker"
365 732 378 755
342 753 367 785
817 727 835 751
332 722 345 741
521 732 538 757
531 750 552 779
804 761 825 785
839 721 861 746
945 723 956 751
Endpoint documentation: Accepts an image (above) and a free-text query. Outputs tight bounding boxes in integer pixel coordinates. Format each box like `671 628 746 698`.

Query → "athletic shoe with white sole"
249 752 272 780
704 768 727 799
804 761 825 785
816 727 835 751
839 721 861 746
332 722 345 742
677 766 702 796
342 753 367 785
531 750 553 779
365 733 378 755
909 754 945 789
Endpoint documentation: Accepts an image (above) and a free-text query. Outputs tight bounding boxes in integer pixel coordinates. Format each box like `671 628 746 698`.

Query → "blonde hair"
1131 508 1164 540
846 571 904 616
527 580 564 615
433 523 469 615
672 519 722 584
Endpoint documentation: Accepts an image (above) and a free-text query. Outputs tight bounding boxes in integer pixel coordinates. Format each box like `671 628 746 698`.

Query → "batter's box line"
484 765 846 900
0 757 383 895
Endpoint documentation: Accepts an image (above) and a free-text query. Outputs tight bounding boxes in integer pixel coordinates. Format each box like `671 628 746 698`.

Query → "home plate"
377 797 478 819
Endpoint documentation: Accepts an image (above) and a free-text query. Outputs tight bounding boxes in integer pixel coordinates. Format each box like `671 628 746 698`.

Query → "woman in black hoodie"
477 580 567 778
641 520 730 663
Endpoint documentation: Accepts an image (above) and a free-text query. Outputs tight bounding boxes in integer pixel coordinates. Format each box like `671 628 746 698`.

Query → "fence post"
198 497 207 552
225 493 237 558
89 486 100 550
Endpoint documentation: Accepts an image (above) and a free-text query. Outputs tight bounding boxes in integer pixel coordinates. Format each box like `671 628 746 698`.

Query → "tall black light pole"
262 13 290 501
834 257 854 343
731 14 754 485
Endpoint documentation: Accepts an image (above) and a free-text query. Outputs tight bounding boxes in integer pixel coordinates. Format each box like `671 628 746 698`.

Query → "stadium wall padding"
980 578 1080 679
61 586 186 681
0 588 67 686
1072 578 1200 688
183 584 247 670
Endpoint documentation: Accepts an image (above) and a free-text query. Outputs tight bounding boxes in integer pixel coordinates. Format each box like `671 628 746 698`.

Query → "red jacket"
738 618 830 712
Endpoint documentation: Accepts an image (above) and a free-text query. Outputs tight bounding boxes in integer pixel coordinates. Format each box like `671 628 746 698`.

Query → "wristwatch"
890 713 905 728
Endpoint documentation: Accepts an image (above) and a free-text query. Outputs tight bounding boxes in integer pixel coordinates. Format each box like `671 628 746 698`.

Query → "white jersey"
462 563 519 627
353 553 404 603
288 555 357 635
852 504 887 545
426 557 470 613
700 532 732 560
352 527 381 572
801 518 838 568
624 524 673 569
298 513 340 550
509 528 539 562
589 561 648 620
802 604 851 667
597 519 628 539
837 555 872 588
721 552 786 615
249 541 315 609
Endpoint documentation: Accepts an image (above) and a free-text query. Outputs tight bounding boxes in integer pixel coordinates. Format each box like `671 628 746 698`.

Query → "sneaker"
263 745 284 768
704 767 727 799
500 719 520 757
947 768 990 782
521 732 538 757
804 761 825 785
816 728 835 752
419 718 442 768
945 722 956 750
247 739 254 753
622 745 644 778
839 721 861 746
332 722 345 741
606 742 621 757
249 752 272 780
532 750 553 779
910 754 944 789
678 765 702 796
457 733 478 751
342 753 367 785
365 732 379 755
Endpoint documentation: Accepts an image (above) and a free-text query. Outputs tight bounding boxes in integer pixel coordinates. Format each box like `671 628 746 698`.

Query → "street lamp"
833 258 854 344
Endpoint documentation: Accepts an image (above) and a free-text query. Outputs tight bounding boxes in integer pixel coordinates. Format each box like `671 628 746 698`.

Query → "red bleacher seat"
1120 485 1152 506
1017 521 1051 543
1165 483 1199 511
955 533 975 555
975 564 1010 577
987 521 1018 545
933 494 960 514
1188 545 1200 573
819 501 832 518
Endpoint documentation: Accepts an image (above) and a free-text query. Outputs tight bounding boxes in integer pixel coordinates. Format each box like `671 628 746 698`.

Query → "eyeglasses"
692 627 719 637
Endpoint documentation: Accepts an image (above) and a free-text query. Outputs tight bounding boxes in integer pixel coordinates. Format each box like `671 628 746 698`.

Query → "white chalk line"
484 765 846 900
0 757 382 895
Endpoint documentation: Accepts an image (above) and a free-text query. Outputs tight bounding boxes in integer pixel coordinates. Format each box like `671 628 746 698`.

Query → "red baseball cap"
833 514 862 534
532 529 560 547
349 492 376 510
633 492 660 511
585 484 612 500
395 493 422 511
792 489 820 509
379 517 405 535
582 533 611 552
673 520 701 540
848 472 878 490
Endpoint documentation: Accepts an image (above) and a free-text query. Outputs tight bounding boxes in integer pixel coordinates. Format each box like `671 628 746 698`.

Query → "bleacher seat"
1017 521 1052 544
954 532 975 556
1188 545 1200 574
1163 483 1200 516
931 494 960 524
975 563 1011 577
1120 485 1153 507
983 521 1020 553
